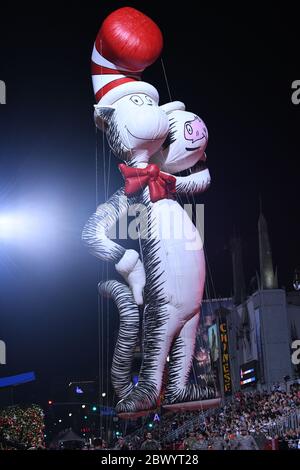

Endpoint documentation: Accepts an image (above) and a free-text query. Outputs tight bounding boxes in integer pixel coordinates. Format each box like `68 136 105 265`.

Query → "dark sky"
0 2 299 403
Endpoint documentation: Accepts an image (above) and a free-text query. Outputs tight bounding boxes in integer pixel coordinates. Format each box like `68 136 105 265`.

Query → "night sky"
0 2 299 403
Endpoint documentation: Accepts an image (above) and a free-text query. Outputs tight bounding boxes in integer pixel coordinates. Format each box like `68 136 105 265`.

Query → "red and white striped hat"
91 7 163 105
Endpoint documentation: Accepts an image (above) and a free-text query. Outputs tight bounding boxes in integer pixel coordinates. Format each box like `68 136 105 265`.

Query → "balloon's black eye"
186 123 193 135
144 95 153 105
130 95 144 106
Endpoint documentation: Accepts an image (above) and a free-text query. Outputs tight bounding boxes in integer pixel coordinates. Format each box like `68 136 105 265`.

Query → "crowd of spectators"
121 384 300 450
1 385 299 450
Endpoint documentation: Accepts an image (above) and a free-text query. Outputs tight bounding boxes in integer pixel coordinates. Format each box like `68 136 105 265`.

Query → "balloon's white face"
94 93 169 164
113 94 169 163
151 110 208 174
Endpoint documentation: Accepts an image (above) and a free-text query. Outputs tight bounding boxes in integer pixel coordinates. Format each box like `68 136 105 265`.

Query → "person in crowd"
114 436 130 450
140 432 161 450
102 439 109 449
232 429 258 450
183 431 198 450
190 433 208 450
93 438 103 450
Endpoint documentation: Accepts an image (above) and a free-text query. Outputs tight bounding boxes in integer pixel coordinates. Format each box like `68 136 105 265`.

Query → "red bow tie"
119 163 176 203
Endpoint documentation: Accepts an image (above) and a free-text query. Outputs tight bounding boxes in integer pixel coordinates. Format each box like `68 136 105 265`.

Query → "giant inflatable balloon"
82 7 218 415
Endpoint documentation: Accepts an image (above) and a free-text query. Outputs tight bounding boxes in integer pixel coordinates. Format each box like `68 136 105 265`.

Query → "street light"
0 214 28 239
0 208 59 244
101 392 106 398
0 201 64 261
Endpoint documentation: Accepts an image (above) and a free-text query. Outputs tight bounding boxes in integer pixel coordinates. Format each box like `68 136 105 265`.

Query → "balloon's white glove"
115 249 145 305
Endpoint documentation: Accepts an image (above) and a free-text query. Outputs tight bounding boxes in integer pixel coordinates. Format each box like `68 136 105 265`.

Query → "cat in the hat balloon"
82 8 217 414
98 103 217 413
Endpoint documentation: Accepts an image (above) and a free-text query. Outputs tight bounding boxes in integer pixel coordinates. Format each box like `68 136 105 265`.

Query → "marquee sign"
219 316 232 396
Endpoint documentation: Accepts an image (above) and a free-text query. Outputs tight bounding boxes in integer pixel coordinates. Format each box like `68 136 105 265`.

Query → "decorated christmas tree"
0 405 45 449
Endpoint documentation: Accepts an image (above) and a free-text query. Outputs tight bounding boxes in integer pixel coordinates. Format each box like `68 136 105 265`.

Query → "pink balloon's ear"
160 101 185 114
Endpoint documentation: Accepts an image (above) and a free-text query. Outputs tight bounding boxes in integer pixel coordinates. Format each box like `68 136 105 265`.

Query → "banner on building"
193 300 233 398
219 311 232 396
